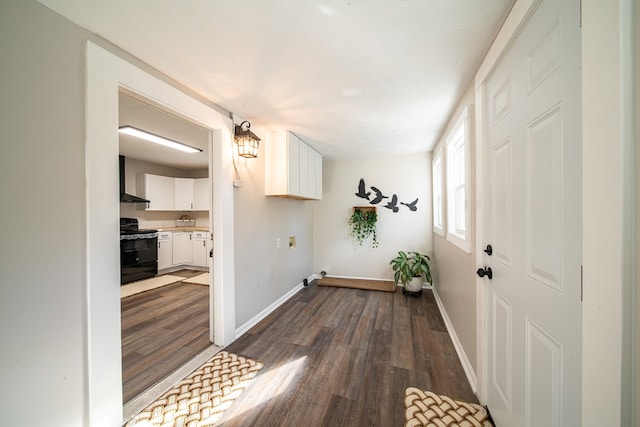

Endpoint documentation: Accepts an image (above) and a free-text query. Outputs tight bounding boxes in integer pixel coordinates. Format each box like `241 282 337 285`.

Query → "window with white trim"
432 149 445 236
446 107 471 252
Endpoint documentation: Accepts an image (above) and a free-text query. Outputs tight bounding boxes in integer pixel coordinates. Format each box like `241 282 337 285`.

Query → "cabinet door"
193 178 209 211
192 237 208 267
174 178 194 210
172 232 193 265
315 150 323 199
287 133 300 196
307 146 317 199
158 235 173 270
141 174 174 210
298 141 310 198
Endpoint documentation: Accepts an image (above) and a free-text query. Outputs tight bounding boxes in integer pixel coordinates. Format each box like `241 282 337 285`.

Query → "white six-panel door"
483 0 582 425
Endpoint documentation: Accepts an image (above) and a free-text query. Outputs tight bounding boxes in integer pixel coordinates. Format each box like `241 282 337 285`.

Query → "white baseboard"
431 286 478 393
234 275 315 338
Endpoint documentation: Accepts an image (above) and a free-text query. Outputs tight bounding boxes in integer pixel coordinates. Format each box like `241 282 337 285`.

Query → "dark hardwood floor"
219 281 477 426
121 270 210 403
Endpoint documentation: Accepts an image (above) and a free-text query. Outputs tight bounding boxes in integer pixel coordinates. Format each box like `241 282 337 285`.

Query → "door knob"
484 244 493 256
476 267 493 279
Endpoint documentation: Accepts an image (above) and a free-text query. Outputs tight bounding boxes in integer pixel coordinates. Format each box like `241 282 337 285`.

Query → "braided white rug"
127 351 263 427
404 387 493 427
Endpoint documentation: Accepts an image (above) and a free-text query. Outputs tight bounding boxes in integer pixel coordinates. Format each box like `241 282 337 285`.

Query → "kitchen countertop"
157 227 210 232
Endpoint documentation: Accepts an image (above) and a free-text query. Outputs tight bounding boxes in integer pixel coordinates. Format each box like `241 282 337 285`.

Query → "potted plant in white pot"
390 251 432 296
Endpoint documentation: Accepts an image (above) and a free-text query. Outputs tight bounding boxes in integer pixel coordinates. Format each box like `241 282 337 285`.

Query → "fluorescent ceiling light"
119 126 202 153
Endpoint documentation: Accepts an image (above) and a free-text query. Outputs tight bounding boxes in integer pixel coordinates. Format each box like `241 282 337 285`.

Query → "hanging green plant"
348 207 379 248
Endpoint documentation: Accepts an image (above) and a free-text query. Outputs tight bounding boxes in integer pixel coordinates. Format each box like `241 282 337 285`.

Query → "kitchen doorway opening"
86 41 236 425
117 91 218 411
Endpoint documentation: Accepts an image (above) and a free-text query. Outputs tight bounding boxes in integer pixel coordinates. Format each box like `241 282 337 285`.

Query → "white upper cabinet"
314 150 323 199
138 174 209 211
174 178 194 210
193 178 209 211
287 133 300 195
138 174 174 211
265 130 322 200
298 141 310 197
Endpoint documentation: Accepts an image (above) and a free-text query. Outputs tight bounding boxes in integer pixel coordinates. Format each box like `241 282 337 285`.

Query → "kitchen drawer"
158 232 173 240
192 231 208 239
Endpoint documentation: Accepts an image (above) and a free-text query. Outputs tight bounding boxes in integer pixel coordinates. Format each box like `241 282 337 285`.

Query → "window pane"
432 153 444 234
455 186 465 232
445 106 470 252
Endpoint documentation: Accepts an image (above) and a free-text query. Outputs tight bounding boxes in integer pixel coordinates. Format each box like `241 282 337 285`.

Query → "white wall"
0 1 88 425
313 154 432 280
233 130 315 328
431 83 477 373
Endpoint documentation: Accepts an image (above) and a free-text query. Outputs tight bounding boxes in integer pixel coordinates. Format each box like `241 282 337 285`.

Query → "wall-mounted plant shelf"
349 206 379 248
353 206 376 214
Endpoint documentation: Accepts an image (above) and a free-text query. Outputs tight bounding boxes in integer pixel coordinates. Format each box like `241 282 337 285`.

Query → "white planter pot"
405 276 423 292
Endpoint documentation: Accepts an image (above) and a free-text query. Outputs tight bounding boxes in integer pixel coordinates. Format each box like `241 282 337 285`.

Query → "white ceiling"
39 0 515 161
119 92 210 170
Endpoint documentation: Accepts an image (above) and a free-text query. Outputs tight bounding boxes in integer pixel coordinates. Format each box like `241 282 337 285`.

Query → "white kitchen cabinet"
138 173 174 210
298 141 310 197
265 130 322 200
306 146 321 199
174 178 194 210
161 230 209 269
172 232 193 265
193 178 209 211
137 174 209 211
192 231 208 267
287 133 300 195
314 149 323 199
157 232 173 270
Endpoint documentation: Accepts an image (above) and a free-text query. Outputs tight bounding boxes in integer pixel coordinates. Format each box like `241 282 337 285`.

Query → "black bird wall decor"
384 194 399 212
355 178 370 200
369 186 388 204
401 198 419 212
353 178 419 214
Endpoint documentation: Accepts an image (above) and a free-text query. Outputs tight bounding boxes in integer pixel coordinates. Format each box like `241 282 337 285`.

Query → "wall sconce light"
234 121 261 158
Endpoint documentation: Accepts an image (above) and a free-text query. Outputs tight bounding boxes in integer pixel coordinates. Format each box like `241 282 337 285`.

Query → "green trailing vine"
348 208 379 248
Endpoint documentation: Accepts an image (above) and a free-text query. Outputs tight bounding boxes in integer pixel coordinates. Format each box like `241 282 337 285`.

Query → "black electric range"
120 218 158 285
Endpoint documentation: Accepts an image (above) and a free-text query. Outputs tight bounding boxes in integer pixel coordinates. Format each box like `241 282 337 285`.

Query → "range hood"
119 155 150 204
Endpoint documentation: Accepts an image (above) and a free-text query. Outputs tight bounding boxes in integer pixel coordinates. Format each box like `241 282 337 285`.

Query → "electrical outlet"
276 238 281 248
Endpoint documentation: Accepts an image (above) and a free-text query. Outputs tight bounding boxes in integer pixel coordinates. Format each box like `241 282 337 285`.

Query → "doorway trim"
85 41 236 426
